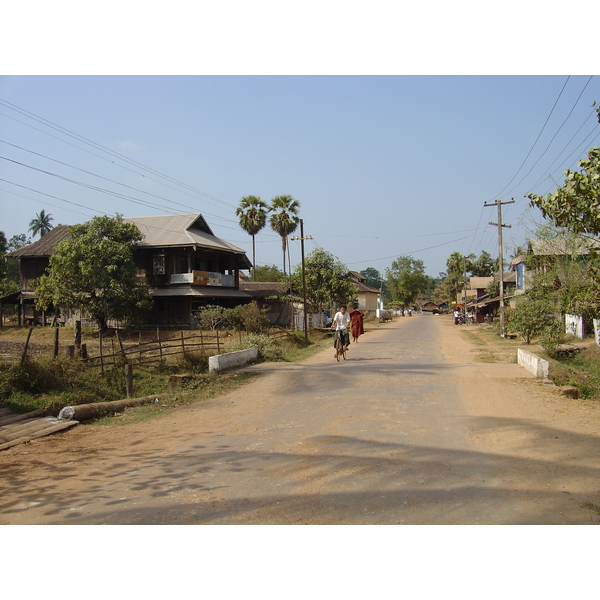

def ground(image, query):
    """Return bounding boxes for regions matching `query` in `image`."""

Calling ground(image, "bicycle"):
[333,330,348,361]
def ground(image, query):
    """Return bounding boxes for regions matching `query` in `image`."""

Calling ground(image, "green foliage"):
[505,298,563,345]
[269,194,300,275]
[7,233,31,250]
[0,357,122,413]
[35,215,152,331]
[360,267,384,290]
[291,248,355,310]
[194,304,229,330]
[227,301,268,333]
[251,264,287,282]
[386,255,430,308]
[528,146,600,235]
[471,250,496,277]
[229,334,284,362]
[236,195,269,279]
[28,209,54,238]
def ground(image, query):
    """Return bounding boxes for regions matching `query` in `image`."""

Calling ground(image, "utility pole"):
[484,198,515,337]
[291,219,313,347]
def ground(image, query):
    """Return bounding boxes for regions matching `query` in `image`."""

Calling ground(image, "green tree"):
[0,231,18,299]
[28,209,54,238]
[291,248,355,311]
[7,233,31,250]
[236,195,269,281]
[194,304,229,330]
[360,267,384,290]
[444,251,475,303]
[528,146,600,236]
[35,215,152,331]
[471,250,496,277]
[251,264,286,282]
[385,255,430,310]
[506,298,563,345]
[269,195,300,276]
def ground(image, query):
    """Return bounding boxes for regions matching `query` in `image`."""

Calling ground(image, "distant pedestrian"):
[349,308,364,343]
[454,308,461,325]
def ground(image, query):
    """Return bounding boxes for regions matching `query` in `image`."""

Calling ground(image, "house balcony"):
[169,271,236,287]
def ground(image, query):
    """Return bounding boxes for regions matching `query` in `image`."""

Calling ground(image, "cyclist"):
[331,305,351,356]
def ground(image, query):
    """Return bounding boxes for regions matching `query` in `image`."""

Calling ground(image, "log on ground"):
[58,395,161,421]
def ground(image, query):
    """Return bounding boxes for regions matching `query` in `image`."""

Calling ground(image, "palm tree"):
[236,195,269,281]
[269,195,300,276]
[28,210,54,238]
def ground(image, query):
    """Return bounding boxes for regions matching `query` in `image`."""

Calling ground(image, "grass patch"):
[460,326,520,363]
[90,371,259,427]
[581,502,600,515]
[544,345,600,400]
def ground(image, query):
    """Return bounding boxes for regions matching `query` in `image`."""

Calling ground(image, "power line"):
[0,98,238,211]
[490,76,571,201]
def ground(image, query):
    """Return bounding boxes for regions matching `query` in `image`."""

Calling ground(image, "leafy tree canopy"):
[528,116,600,236]
[269,195,300,276]
[7,233,31,251]
[291,248,355,311]
[250,264,287,282]
[35,215,152,331]
[236,195,269,280]
[385,255,430,309]
[28,209,54,238]
[360,267,384,290]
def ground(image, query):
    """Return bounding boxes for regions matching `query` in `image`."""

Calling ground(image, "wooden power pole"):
[484,198,514,337]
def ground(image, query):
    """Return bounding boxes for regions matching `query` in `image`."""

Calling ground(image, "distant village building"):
[347,271,380,311]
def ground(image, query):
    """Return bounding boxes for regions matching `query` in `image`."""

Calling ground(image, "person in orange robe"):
[349,308,364,343]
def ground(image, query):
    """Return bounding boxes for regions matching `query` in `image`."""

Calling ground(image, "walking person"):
[349,308,364,343]
[331,305,351,357]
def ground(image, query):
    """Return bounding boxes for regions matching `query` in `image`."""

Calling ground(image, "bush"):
[227,301,268,333]
[228,334,284,362]
[0,357,122,413]
[506,298,563,345]
[194,305,229,330]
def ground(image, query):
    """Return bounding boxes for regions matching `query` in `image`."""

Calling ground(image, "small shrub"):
[229,334,284,362]
[506,298,563,345]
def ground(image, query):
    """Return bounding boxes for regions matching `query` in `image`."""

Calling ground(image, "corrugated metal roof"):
[7,226,70,258]
[149,286,251,298]
[123,213,247,254]
[239,282,290,297]
[529,237,600,256]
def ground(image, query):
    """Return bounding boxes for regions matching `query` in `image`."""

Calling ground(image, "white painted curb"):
[208,348,259,372]
[517,348,550,379]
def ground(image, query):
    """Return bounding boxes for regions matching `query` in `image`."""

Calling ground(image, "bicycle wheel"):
[335,335,343,361]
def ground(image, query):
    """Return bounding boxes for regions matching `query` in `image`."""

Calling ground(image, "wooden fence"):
[10,324,293,369]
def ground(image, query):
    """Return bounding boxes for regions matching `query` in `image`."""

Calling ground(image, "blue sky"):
[2,75,599,278]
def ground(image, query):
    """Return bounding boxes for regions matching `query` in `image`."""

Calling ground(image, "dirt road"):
[1,315,599,524]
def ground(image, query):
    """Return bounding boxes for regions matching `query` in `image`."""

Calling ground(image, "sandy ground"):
[0,315,598,525]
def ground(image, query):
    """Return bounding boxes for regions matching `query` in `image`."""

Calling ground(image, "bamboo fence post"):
[181,330,186,358]
[53,326,59,358]
[138,331,142,362]
[216,328,220,353]
[125,364,133,398]
[21,327,33,365]
[115,329,127,361]
[157,328,163,363]
[74,320,82,351]
[99,329,104,375]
